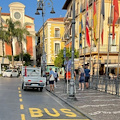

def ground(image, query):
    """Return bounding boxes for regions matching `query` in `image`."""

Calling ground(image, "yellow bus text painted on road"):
[29,108,77,118]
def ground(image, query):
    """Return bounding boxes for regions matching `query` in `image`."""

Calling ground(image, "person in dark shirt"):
[84,64,90,89]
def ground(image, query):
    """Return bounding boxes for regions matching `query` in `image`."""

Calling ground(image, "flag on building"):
[93,0,97,46]
[86,1,90,47]
[101,0,105,45]
[79,6,83,48]
[112,0,119,40]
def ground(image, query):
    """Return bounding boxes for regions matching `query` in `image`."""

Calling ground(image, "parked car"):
[2,69,19,77]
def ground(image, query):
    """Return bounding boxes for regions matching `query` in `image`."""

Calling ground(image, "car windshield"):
[6,70,12,72]
[24,69,39,76]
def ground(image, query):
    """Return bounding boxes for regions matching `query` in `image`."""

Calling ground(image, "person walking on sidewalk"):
[49,68,55,91]
[78,66,85,91]
[84,64,90,89]
[54,70,59,88]
[64,57,71,83]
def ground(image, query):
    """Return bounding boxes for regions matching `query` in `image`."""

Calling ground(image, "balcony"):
[64,20,69,25]
[61,36,67,42]
[108,17,120,25]
[79,46,97,54]
[110,45,119,52]
[64,11,72,23]
[67,16,72,21]
[64,33,70,40]
[100,44,119,53]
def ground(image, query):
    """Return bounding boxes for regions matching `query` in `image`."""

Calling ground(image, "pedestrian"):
[64,57,71,82]
[78,66,85,91]
[49,68,55,91]
[84,64,90,89]
[74,70,76,80]
[54,70,59,88]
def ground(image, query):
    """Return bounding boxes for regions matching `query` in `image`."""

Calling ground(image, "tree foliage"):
[54,48,79,68]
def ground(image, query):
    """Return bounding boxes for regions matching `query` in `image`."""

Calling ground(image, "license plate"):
[31,84,38,86]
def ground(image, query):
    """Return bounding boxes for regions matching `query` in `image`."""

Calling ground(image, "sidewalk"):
[46,79,120,120]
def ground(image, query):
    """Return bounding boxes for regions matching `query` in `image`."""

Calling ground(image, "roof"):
[62,0,72,9]
[1,13,34,20]
[47,17,64,22]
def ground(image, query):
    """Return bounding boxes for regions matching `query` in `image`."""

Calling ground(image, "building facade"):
[0,2,36,65]
[63,0,120,75]
[36,17,65,67]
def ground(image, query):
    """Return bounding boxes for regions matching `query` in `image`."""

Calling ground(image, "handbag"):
[49,74,54,81]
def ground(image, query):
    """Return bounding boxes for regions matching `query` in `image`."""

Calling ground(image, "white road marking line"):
[76,95,112,98]
[93,99,120,102]
[78,104,118,108]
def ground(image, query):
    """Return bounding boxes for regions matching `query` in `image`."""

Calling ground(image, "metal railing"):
[90,75,120,96]
[108,17,120,25]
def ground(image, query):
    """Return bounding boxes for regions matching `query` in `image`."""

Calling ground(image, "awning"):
[105,64,120,68]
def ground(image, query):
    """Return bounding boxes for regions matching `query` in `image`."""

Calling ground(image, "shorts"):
[85,76,90,82]
[49,81,54,84]
[55,78,57,82]
[79,79,85,83]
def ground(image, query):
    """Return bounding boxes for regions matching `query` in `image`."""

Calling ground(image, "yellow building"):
[63,0,120,75]
[36,17,65,67]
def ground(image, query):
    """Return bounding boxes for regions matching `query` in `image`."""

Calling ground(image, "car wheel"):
[10,74,12,78]
[22,82,26,91]
[40,87,43,92]
[22,82,24,89]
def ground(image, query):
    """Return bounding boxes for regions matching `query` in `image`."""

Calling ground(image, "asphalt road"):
[0,77,89,120]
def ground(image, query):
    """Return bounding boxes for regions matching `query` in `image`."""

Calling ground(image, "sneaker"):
[82,89,84,91]
[78,88,81,90]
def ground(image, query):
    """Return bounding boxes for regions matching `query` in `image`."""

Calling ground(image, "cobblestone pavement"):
[46,79,120,120]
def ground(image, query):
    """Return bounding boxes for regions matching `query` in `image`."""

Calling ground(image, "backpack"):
[54,72,58,78]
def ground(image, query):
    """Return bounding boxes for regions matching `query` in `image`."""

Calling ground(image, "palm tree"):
[5,18,21,66]
[15,23,30,64]
[0,25,8,58]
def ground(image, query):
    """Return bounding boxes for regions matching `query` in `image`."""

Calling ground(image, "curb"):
[46,88,94,120]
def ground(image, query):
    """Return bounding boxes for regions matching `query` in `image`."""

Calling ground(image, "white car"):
[21,66,46,92]
[2,69,19,77]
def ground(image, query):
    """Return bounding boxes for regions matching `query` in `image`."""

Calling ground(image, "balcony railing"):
[108,17,120,25]
[64,33,70,40]
[100,44,119,53]
[79,44,119,55]
[64,11,72,22]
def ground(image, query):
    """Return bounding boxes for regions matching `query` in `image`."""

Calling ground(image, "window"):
[55,43,60,55]
[77,2,79,14]
[55,28,60,38]
[109,34,116,45]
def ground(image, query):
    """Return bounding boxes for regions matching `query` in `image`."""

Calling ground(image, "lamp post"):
[35,0,55,76]
[0,7,2,29]
[69,0,76,98]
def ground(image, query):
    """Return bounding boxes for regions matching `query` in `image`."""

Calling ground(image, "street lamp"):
[69,0,76,98]
[0,7,2,29]
[35,0,55,76]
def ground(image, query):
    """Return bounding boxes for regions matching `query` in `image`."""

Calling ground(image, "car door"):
[12,70,18,76]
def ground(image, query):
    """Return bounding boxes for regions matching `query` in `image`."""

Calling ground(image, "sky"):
[0,0,67,32]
